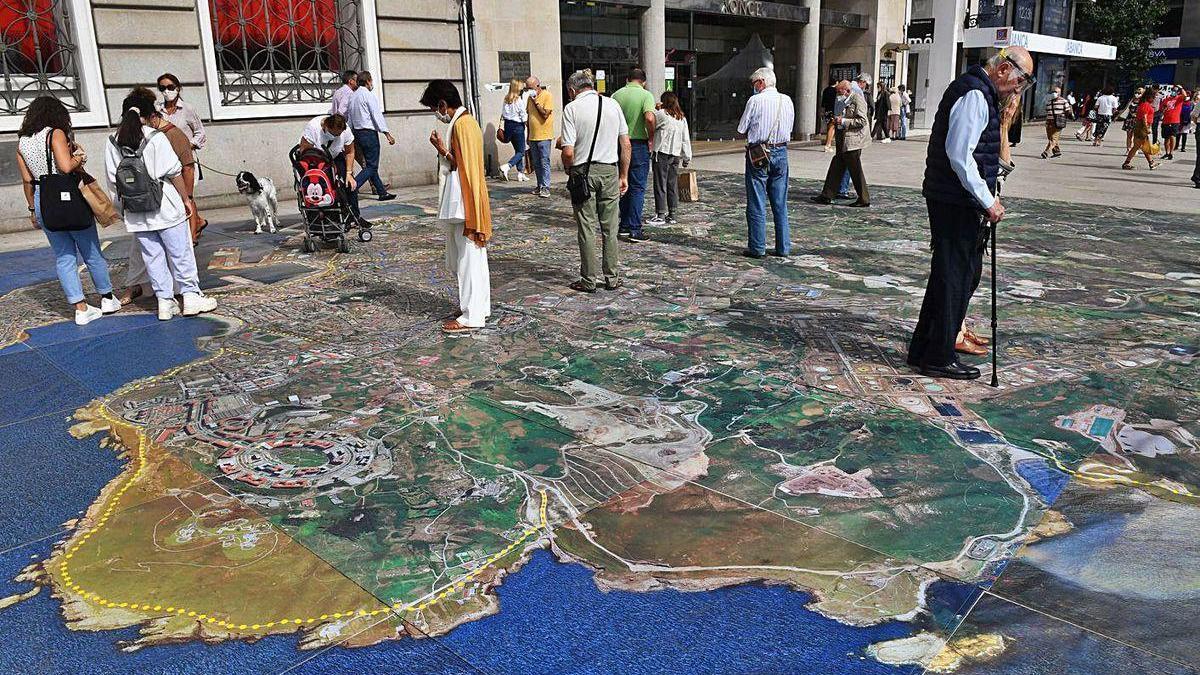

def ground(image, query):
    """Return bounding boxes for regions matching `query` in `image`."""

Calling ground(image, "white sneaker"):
[516,171,528,182]
[500,164,512,182]
[100,295,121,315]
[158,297,180,321]
[647,215,666,226]
[74,305,102,326]
[881,138,892,144]
[182,292,218,316]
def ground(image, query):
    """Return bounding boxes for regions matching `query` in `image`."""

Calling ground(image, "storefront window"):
[1039,0,1071,38]
[207,0,367,105]
[0,0,86,115]
[1013,0,1036,32]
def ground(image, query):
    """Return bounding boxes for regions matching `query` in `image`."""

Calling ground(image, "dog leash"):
[197,160,242,178]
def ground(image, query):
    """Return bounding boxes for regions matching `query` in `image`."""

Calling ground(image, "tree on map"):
[1075,0,1169,84]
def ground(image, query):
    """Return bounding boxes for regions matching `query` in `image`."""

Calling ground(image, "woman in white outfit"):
[422,80,492,333]
[105,92,217,321]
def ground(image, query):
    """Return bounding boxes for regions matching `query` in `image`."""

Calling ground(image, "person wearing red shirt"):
[1124,89,1161,170]
[1160,86,1190,160]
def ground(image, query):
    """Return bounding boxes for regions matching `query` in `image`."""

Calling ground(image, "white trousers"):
[442,220,491,327]
[125,236,180,295]
[135,222,200,299]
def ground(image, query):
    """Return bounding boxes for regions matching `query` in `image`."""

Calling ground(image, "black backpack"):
[109,131,163,213]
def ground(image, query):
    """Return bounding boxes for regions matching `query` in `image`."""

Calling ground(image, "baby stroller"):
[289,144,373,253]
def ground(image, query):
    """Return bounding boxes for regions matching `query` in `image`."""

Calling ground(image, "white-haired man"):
[836,73,873,198]
[737,67,794,258]
[907,47,1034,380]
[560,69,631,293]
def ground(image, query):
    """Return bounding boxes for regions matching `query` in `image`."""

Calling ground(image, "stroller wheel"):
[337,238,352,254]
[358,228,373,243]
[302,237,317,253]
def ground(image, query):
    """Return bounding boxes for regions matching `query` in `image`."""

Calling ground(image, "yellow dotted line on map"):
[57,404,550,631]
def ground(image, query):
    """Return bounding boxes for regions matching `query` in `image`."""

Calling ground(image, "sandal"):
[569,280,597,293]
[442,319,478,333]
[1149,161,1160,170]
[1121,163,1134,170]
[118,284,144,306]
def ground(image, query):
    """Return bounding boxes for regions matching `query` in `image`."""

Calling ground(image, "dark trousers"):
[651,151,680,217]
[352,128,386,195]
[819,150,869,204]
[1192,146,1200,185]
[333,153,360,217]
[908,199,987,367]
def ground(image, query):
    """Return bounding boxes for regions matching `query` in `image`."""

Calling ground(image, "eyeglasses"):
[1003,55,1036,89]
[157,84,178,92]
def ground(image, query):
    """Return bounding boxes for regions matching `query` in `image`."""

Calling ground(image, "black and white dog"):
[235,171,279,234]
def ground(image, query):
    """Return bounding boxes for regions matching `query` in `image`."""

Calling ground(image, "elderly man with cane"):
[907,47,1034,380]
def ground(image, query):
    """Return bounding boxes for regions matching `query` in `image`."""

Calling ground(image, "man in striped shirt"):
[1041,87,1072,159]
[737,67,794,259]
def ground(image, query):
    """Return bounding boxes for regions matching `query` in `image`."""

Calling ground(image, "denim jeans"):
[839,169,853,196]
[744,146,790,255]
[529,139,552,188]
[619,140,651,234]
[899,106,909,139]
[352,128,386,195]
[34,185,113,304]
[503,120,527,168]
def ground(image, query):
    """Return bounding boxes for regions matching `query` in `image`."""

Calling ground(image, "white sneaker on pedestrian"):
[182,292,218,316]
[882,138,892,144]
[100,295,121,315]
[516,171,528,182]
[647,215,666,226]
[74,305,102,326]
[500,164,512,181]
[157,297,180,321]
[823,146,834,153]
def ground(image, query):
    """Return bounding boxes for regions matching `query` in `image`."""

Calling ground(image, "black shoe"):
[1052,152,1062,158]
[809,195,833,205]
[771,250,790,257]
[917,360,982,380]
[848,201,870,208]
[605,279,624,291]
[628,232,649,243]
[742,250,766,259]
[357,217,373,229]
[1193,181,1200,189]
[377,193,397,201]
[569,280,597,293]
[618,227,631,235]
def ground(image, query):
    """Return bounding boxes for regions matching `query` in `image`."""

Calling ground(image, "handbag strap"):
[43,128,59,176]
[579,92,603,178]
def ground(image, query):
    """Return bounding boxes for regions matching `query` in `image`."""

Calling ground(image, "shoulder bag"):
[567,94,603,206]
[37,130,94,231]
[746,93,784,169]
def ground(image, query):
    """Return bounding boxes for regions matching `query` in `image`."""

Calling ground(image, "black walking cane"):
[989,218,998,388]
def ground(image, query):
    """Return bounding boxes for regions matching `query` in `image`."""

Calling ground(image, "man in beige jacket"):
[811,80,871,207]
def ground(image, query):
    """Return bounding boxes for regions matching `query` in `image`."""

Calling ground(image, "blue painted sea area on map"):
[0,316,951,674]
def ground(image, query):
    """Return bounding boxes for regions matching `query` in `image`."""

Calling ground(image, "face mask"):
[163,90,179,102]
[435,111,452,123]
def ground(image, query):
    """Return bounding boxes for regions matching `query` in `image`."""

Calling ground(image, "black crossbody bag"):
[37,131,94,232]
[567,93,604,206]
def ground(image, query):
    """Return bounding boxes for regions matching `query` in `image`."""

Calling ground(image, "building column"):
[640,0,666,94]
[796,0,821,138]
[922,0,963,128]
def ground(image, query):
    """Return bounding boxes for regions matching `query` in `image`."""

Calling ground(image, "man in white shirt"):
[908,47,1033,380]
[737,67,794,258]
[560,68,631,293]
[298,113,365,223]
[1091,86,1119,146]
[346,71,396,201]
[330,70,358,116]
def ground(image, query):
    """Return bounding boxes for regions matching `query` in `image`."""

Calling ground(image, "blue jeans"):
[744,146,790,255]
[529,139,552,188]
[503,120,527,168]
[352,128,387,195]
[839,169,852,196]
[899,106,909,139]
[620,140,651,234]
[34,185,112,304]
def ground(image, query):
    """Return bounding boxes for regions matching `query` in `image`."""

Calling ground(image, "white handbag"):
[437,157,465,221]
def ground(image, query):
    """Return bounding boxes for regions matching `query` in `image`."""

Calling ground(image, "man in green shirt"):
[612,68,656,241]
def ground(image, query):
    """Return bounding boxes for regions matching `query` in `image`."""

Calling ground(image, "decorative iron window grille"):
[208,0,366,106]
[0,0,86,116]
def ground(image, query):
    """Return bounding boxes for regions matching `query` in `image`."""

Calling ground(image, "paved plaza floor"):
[0,138,1197,674]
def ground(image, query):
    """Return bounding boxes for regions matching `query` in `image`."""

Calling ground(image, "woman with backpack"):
[16,96,120,325]
[105,93,217,321]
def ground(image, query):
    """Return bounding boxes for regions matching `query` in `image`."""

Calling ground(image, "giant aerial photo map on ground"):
[1,173,1197,673]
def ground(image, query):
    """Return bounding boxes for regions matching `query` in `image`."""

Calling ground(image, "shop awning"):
[962,27,1117,60]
